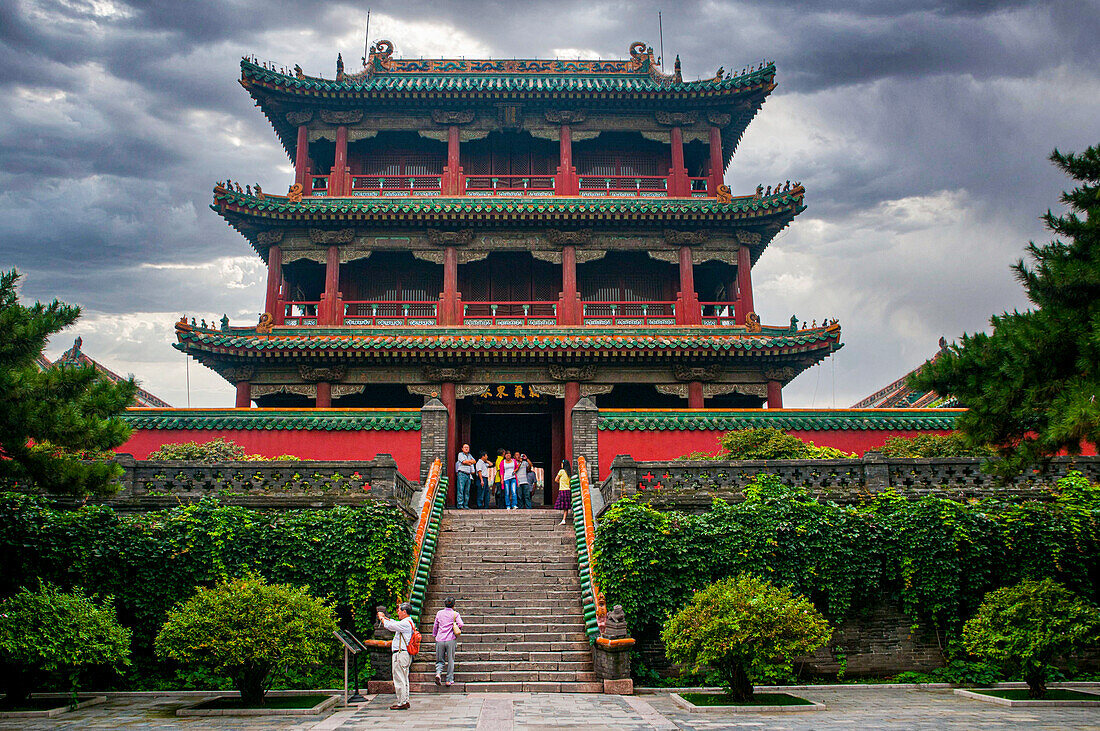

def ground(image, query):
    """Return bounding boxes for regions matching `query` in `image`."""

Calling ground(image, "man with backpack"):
[377,602,418,710]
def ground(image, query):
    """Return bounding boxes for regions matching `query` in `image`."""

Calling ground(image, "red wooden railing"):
[581,301,677,326]
[341,301,438,326]
[688,177,710,195]
[282,301,320,326]
[309,175,329,195]
[349,175,443,196]
[577,175,668,196]
[699,301,739,326]
[462,301,558,326]
[462,175,556,196]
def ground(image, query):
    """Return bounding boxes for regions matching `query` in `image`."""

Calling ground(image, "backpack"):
[404,621,422,657]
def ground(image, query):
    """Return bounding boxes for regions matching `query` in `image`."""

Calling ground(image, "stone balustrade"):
[599,454,1100,511]
[35,453,417,513]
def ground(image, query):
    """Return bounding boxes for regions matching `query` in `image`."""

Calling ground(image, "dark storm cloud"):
[1,0,1098,406]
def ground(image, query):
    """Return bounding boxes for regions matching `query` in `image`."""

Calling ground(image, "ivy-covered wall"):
[593,473,1100,677]
[0,494,413,689]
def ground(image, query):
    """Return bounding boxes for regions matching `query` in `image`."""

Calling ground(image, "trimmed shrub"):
[963,579,1100,698]
[662,574,831,700]
[875,433,995,459]
[719,428,855,460]
[145,438,298,462]
[0,583,131,702]
[155,575,336,705]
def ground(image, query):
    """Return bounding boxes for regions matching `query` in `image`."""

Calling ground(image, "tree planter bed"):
[670,692,824,712]
[954,688,1100,707]
[0,694,107,718]
[177,693,339,716]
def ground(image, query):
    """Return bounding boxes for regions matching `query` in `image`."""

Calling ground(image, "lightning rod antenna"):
[365,9,374,65]
[658,11,665,71]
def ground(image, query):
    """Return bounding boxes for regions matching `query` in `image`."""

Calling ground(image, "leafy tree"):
[0,270,136,495]
[911,147,1100,473]
[963,578,1100,698]
[662,574,831,701]
[154,575,337,705]
[0,583,131,703]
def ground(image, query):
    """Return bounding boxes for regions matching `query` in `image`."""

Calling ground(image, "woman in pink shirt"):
[432,596,464,686]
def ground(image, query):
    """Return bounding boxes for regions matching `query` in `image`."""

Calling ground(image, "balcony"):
[275,299,743,328]
[302,172,713,199]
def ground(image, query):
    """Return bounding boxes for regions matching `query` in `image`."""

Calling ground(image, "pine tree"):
[911,146,1100,473]
[0,270,136,495]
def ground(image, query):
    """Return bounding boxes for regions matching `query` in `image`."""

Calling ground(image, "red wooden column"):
[332,125,349,196]
[321,245,340,325]
[669,126,689,197]
[441,382,458,504]
[264,245,282,318]
[560,245,578,325]
[444,125,461,195]
[556,124,578,195]
[767,380,783,409]
[688,381,704,409]
[294,125,310,188]
[708,125,723,195]
[235,380,251,408]
[735,245,755,325]
[315,382,332,408]
[442,246,458,324]
[677,245,700,325]
[563,381,580,462]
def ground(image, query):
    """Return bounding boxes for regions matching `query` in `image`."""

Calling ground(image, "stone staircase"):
[409,509,601,693]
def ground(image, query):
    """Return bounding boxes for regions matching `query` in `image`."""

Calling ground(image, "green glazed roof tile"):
[123,408,421,431]
[598,409,961,432]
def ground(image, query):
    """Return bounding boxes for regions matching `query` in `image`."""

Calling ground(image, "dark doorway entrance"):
[465,411,553,508]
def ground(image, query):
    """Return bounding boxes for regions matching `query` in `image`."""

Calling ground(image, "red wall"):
[118,429,421,481]
[597,428,955,479]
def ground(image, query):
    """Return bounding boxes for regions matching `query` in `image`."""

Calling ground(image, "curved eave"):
[173,325,842,383]
[213,188,806,263]
[240,59,777,168]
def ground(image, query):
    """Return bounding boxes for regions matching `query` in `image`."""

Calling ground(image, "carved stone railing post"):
[863,452,889,494]
[369,453,398,501]
[608,454,638,501]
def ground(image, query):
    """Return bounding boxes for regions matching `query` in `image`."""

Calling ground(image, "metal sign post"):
[333,629,369,704]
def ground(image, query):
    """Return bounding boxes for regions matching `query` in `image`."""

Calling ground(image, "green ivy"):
[594,472,1100,648]
[0,494,412,689]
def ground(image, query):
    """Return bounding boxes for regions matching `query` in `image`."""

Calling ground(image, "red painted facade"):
[596,428,956,479]
[117,428,421,480]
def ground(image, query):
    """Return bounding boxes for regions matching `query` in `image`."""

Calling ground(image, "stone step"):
[422,589,581,599]
[411,660,593,673]
[418,630,588,643]
[408,649,593,663]
[409,670,598,683]
[409,681,603,694]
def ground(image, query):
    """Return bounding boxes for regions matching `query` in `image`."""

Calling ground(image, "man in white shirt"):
[377,602,415,710]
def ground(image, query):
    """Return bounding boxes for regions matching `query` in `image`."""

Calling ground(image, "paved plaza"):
[2,686,1098,730]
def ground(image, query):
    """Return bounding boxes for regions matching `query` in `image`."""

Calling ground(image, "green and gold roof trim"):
[123,408,421,431]
[212,186,806,230]
[173,323,841,358]
[242,41,776,98]
[599,408,962,432]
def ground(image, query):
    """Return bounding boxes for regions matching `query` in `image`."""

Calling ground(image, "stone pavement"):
[2,686,1098,729]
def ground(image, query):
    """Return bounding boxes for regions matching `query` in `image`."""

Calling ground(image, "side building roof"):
[852,340,957,409]
[49,337,172,408]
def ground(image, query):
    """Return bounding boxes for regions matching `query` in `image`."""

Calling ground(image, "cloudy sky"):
[2,0,1098,408]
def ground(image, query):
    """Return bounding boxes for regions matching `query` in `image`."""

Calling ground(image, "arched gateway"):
[174,40,841,505]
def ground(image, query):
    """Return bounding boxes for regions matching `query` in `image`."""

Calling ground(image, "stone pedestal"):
[364,638,393,693]
[594,637,635,694]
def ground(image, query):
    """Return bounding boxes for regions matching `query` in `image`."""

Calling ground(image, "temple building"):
[42,338,171,407]
[176,40,841,476]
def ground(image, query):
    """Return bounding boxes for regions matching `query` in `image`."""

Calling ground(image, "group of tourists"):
[455,444,575,523]
[453,444,538,510]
